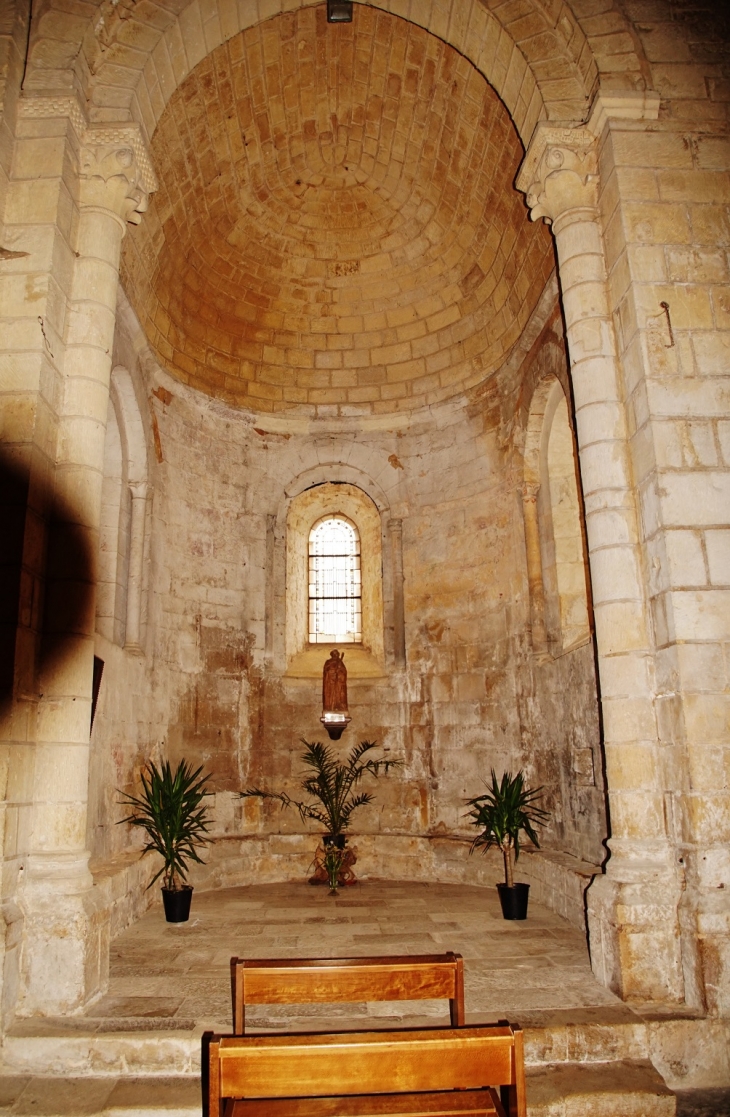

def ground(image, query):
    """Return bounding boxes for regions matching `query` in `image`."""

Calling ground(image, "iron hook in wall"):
[660,301,674,348]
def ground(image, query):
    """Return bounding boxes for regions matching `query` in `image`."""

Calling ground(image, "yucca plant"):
[465,769,548,887]
[118,759,213,891]
[241,739,399,837]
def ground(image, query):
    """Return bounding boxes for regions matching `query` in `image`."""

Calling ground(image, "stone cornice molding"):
[18,93,87,136]
[586,89,661,139]
[17,93,157,206]
[516,90,661,226]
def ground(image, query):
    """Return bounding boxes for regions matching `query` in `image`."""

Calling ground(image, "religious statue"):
[322,649,348,714]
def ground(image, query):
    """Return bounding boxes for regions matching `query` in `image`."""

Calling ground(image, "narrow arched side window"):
[308,516,362,644]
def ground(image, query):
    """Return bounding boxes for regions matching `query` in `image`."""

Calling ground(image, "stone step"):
[3,1011,725,1107]
[0,1063,676,1117]
[0,1024,200,1077]
[0,1075,200,1116]
[2,1014,718,1081]
[527,1061,676,1116]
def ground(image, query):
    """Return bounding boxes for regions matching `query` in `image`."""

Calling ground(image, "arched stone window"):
[308,516,362,644]
[285,483,384,677]
[523,376,591,657]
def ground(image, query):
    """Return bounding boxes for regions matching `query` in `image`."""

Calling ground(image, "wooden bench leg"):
[202,1030,213,1117]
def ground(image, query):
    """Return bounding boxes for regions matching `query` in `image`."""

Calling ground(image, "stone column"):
[389,519,406,668]
[14,117,155,1015]
[265,513,277,663]
[517,104,685,1005]
[520,483,548,657]
[124,481,148,651]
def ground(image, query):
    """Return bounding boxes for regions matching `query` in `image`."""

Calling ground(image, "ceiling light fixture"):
[327,0,352,22]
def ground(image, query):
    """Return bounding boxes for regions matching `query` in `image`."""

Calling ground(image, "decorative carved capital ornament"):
[516,90,661,227]
[18,94,157,228]
[78,142,150,226]
[516,123,598,226]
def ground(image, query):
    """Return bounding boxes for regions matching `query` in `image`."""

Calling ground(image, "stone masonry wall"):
[90,300,605,895]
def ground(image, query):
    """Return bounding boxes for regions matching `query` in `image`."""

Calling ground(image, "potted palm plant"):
[241,739,399,890]
[118,758,213,923]
[465,769,548,920]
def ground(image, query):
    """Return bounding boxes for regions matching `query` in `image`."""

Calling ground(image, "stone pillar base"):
[695,893,730,1017]
[587,871,686,1006]
[13,853,108,1017]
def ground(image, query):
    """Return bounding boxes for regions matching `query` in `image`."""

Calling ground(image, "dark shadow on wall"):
[0,450,28,711]
[0,446,95,721]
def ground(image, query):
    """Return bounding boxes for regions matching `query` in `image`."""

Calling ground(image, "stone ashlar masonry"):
[121,8,556,415]
[93,292,603,884]
[0,0,728,1058]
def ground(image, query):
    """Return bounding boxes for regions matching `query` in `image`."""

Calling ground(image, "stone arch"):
[23,0,647,152]
[109,366,148,486]
[96,366,151,652]
[96,392,128,646]
[265,450,399,675]
[523,373,590,658]
[121,0,551,146]
[285,483,385,672]
[278,458,394,521]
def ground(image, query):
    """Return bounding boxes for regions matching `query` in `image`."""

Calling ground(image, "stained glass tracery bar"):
[308,516,362,644]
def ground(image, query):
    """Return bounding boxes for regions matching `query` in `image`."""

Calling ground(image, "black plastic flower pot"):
[496,882,529,920]
[162,885,193,923]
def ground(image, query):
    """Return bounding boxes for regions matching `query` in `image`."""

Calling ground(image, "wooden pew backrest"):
[230,953,465,1034]
[206,1024,526,1117]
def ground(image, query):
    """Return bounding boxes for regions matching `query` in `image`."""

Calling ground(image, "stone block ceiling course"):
[121,4,555,414]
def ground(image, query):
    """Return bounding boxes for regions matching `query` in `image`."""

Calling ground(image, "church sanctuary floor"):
[93,879,624,1030]
[2,881,729,1116]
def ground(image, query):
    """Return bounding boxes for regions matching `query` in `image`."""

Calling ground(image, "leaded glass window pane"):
[308,516,362,644]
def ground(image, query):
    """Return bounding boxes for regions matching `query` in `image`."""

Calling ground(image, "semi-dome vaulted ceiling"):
[121,4,555,415]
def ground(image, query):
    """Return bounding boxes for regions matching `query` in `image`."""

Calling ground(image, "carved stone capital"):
[79,142,151,227]
[18,96,156,227]
[517,91,661,227]
[516,122,598,226]
[521,482,540,503]
[129,480,148,501]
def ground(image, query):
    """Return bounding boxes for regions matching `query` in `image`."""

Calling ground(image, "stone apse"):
[0,0,728,1052]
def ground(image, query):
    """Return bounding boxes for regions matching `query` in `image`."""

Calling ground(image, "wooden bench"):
[229,953,465,1035]
[205,1023,527,1117]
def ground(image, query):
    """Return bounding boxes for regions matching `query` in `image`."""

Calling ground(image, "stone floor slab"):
[101,881,621,1032]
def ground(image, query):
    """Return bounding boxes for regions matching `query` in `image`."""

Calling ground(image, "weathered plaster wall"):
[88,295,604,902]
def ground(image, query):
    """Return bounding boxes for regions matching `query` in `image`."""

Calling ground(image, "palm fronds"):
[465,769,547,887]
[118,759,212,890]
[241,738,399,836]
